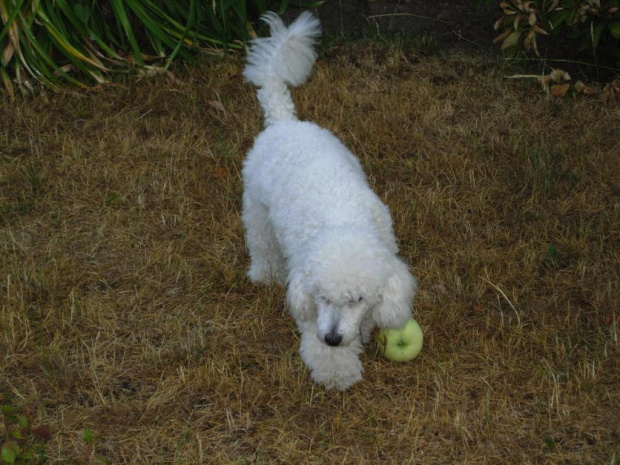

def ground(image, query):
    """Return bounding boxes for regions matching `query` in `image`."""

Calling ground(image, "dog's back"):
[243,119,381,248]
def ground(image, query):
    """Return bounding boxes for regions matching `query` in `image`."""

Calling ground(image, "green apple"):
[376,318,423,362]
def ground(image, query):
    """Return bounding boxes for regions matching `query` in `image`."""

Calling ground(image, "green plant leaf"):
[0,405,17,415]
[549,9,571,30]
[547,243,559,265]
[592,21,606,48]
[163,0,198,69]
[109,0,144,66]
[278,0,290,14]
[73,4,91,24]
[18,414,28,428]
[105,193,121,207]
[10,430,25,440]
[609,20,620,39]
[501,31,521,49]
[544,436,556,451]
[1,441,20,464]
[0,0,25,46]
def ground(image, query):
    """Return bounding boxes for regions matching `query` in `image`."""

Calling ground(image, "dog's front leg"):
[360,314,376,344]
[298,323,363,391]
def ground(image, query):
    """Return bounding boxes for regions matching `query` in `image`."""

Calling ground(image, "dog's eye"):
[348,297,363,305]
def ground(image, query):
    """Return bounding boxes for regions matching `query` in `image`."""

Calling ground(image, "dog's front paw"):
[310,363,363,391]
[300,331,364,391]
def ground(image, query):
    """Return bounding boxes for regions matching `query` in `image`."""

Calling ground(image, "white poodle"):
[242,12,417,390]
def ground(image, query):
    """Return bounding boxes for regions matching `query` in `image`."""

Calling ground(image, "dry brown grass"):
[1,38,619,464]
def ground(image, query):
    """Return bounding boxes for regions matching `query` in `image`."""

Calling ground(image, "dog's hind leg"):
[242,194,286,285]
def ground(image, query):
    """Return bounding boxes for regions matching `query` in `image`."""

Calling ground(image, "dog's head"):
[286,229,417,346]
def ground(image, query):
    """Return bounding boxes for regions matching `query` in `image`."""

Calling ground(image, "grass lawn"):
[1,37,619,463]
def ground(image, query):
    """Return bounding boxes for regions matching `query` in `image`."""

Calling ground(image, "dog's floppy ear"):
[286,270,315,322]
[373,258,417,329]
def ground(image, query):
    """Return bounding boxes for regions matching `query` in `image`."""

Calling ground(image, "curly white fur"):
[242,12,417,391]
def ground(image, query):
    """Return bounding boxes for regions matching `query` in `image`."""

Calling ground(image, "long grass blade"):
[109,0,144,66]
[163,0,197,71]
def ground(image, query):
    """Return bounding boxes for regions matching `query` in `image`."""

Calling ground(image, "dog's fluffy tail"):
[243,12,321,126]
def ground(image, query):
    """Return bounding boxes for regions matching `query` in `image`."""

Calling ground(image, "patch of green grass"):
[524,144,567,197]
[105,192,123,208]
[544,242,569,270]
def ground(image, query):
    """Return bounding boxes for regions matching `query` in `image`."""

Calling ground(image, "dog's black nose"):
[325,332,342,346]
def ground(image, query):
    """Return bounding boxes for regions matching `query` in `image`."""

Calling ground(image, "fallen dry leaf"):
[211,166,228,179]
[549,68,570,83]
[602,80,620,104]
[574,80,585,93]
[493,29,512,45]
[538,74,553,85]
[550,83,570,97]
[575,80,599,95]
[208,100,226,113]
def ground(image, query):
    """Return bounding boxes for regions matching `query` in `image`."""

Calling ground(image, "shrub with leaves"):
[493,0,620,56]
[0,0,319,98]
